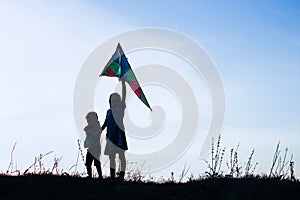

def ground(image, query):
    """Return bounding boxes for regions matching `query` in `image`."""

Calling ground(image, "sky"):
[0,0,299,179]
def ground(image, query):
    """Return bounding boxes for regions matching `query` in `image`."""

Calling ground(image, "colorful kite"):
[100,43,152,111]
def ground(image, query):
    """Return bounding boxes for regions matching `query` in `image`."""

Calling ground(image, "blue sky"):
[0,0,299,178]
[93,0,300,129]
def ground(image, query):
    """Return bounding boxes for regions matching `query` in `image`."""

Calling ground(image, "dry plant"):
[204,135,226,178]
[126,161,147,182]
[23,151,53,175]
[290,160,296,181]
[225,144,258,178]
[51,156,63,175]
[5,142,20,175]
[226,143,242,177]
[2,139,297,183]
[170,172,175,182]
[269,142,294,180]
[69,139,86,176]
[244,149,258,177]
[178,163,191,183]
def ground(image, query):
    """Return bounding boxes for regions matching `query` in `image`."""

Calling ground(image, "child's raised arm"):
[121,79,126,105]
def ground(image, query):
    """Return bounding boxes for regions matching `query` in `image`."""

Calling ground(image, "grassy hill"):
[0,175,299,200]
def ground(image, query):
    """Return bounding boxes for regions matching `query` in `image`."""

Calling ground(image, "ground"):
[0,175,299,200]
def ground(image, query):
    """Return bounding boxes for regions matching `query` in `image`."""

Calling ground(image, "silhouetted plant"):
[170,171,175,182]
[69,139,86,176]
[188,173,195,182]
[23,151,53,175]
[126,161,146,182]
[204,135,226,178]
[178,163,191,183]
[6,142,20,175]
[2,139,298,184]
[77,139,85,163]
[244,149,258,177]
[269,142,294,180]
[290,160,296,181]
[51,156,63,175]
[226,143,242,177]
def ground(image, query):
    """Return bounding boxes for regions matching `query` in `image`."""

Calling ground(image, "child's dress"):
[104,104,128,155]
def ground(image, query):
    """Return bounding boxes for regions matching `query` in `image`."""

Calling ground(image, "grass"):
[1,137,299,199]
[0,174,299,200]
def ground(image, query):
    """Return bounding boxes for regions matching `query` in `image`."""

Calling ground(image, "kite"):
[100,43,152,111]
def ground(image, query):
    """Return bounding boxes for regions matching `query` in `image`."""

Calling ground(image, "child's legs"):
[118,150,126,172]
[109,154,116,177]
[109,154,116,169]
[93,157,102,178]
[85,151,93,167]
[93,157,101,167]
[85,151,93,176]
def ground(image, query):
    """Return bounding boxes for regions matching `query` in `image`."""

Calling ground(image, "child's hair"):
[109,93,121,107]
[86,111,98,124]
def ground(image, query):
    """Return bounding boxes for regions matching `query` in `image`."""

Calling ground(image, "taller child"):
[102,79,128,180]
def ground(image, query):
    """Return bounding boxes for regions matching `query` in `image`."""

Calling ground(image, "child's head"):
[109,93,121,108]
[86,111,98,125]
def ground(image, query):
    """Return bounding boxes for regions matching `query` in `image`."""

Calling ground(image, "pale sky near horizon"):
[0,0,299,178]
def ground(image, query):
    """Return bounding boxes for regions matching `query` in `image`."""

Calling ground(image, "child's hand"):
[119,76,126,82]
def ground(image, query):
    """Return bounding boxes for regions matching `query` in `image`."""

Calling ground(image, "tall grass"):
[2,139,298,183]
[269,141,294,180]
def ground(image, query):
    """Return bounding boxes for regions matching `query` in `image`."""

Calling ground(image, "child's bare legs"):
[85,151,93,177]
[119,150,126,180]
[109,154,116,178]
[94,159,102,179]
[86,151,102,179]
[109,151,126,180]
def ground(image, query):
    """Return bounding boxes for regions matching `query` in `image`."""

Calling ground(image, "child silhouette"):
[84,111,102,179]
[102,79,128,180]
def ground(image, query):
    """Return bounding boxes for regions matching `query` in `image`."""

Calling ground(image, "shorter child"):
[84,111,102,179]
